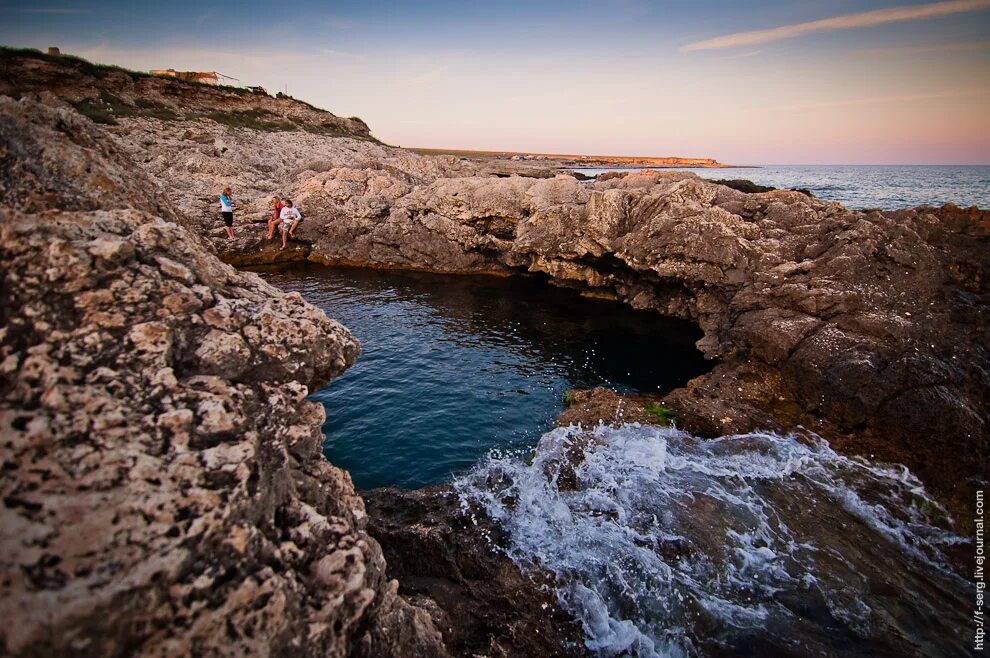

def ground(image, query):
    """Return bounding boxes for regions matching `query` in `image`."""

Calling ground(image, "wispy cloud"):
[854,39,990,55]
[722,49,763,60]
[317,47,365,61]
[768,88,990,112]
[681,0,990,52]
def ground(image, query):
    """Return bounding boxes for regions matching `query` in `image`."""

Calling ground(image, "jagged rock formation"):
[103,116,474,236]
[0,96,447,656]
[12,46,981,518]
[363,486,589,658]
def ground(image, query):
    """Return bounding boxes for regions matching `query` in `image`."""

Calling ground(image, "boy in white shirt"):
[279,199,302,250]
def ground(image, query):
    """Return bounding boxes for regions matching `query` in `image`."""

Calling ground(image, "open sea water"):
[571,164,990,210]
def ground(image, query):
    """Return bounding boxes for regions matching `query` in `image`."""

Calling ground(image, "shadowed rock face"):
[363,486,590,658]
[0,98,447,656]
[0,95,180,223]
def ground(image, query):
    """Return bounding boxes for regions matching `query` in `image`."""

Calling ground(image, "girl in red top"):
[266,196,284,240]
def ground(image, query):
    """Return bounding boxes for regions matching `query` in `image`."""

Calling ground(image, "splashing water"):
[456,424,973,657]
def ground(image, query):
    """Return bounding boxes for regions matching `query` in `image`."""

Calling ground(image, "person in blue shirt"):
[219,186,235,240]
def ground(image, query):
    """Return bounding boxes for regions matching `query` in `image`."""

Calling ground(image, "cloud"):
[722,49,763,60]
[854,39,990,55]
[768,88,990,112]
[681,0,990,52]
[317,48,365,61]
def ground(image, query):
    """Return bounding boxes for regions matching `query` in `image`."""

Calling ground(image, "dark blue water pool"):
[258,264,710,489]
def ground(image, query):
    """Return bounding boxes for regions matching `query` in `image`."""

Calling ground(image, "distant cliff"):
[411,147,730,168]
[0,47,376,140]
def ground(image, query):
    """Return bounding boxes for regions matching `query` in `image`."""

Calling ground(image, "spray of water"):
[455,424,972,657]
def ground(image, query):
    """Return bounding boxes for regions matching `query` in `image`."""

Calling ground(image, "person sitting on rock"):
[266,195,283,241]
[278,199,302,250]
[288,205,303,239]
[219,186,235,240]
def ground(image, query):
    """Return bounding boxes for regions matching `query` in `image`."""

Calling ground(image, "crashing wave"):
[455,424,972,657]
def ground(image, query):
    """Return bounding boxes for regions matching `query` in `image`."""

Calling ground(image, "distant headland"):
[408,147,740,169]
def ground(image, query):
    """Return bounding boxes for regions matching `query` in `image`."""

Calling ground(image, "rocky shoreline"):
[2,49,988,656]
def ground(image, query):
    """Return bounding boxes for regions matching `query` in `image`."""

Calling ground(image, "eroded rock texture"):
[364,486,588,658]
[0,98,446,656]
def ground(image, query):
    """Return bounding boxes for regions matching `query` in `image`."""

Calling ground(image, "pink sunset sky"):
[2,0,988,164]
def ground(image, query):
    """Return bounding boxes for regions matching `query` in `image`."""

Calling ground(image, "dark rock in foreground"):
[365,486,588,657]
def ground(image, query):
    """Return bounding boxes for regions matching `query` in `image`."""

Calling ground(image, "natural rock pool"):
[257,263,710,489]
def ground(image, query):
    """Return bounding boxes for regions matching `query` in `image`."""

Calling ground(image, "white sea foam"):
[455,424,971,657]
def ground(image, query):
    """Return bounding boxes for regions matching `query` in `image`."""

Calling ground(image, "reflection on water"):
[258,263,710,489]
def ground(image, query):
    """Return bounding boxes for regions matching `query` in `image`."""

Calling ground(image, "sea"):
[571,164,990,210]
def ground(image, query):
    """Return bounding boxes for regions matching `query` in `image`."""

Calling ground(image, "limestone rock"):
[0,96,447,657]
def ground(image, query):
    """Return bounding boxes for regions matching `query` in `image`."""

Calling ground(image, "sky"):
[1,0,988,164]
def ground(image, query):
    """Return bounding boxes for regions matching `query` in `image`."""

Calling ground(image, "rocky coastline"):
[214,165,988,525]
[2,48,988,656]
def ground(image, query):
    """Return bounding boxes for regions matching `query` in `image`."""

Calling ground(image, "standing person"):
[266,195,283,240]
[278,199,301,250]
[219,186,236,240]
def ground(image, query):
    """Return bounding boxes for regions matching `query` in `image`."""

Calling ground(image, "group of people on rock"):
[218,187,303,250]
